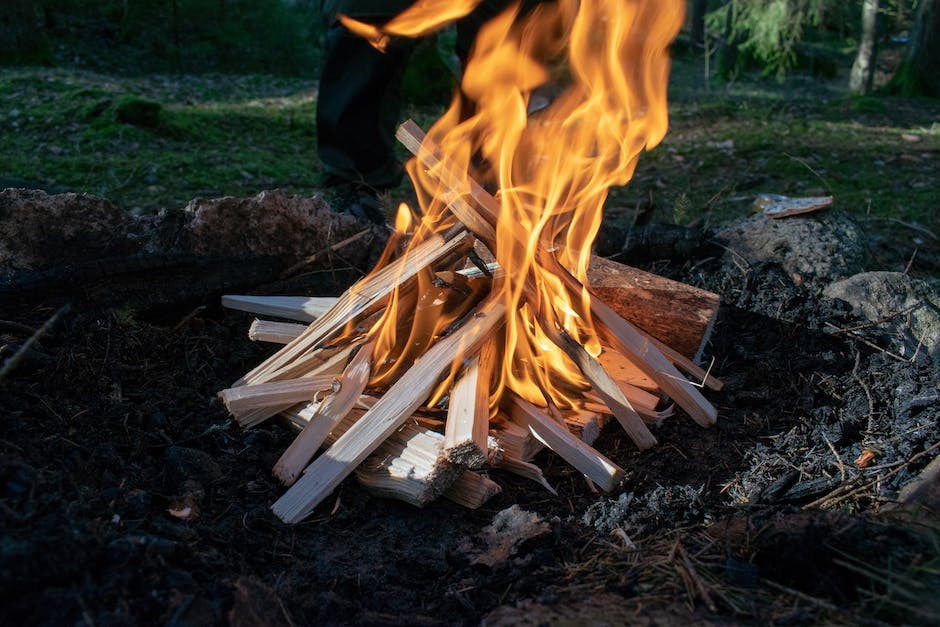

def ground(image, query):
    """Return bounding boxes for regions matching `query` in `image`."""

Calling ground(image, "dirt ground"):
[1,190,938,625]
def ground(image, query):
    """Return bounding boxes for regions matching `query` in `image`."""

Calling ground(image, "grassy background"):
[2,57,936,227]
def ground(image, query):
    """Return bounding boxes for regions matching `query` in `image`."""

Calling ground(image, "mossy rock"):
[114,96,162,128]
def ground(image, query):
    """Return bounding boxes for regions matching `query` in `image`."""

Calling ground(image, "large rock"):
[824,271,940,365]
[181,189,385,268]
[0,188,386,278]
[0,188,136,273]
[713,211,866,283]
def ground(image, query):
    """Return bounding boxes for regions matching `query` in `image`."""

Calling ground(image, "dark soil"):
[1,197,938,625]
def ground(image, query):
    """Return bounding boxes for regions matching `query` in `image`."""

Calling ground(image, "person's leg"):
[317,21,414,192]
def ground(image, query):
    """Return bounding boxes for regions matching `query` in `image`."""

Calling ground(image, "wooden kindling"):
[272,298,506,523]
[216,119,722,522]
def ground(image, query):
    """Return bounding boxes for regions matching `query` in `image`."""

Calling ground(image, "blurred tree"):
[0,0,54,65]
[690,0,709,47]
[707,0,827,78]
[891,0,940,95]
[849,0,879,93]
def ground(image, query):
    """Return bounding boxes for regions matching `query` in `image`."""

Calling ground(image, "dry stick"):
[273,340,376,486]
[542,251,717,428]
[507,393,624,492]
[218,374,338,418]
[444,337,497,467]
[675,542,717,613]
[0,304,69,383]
[272,299,506,523]
[285,398,499,509]
[222,295,338,322]
[443,471,502,508]
[248,320,308,344]
[280,227,374,278]
[355,421,462,506]
[495,454,558,495]
[233,343,358,428]
[398,119,717,427]
[549,325,657,450]
[804,439,940,510]
[234,229,471,387]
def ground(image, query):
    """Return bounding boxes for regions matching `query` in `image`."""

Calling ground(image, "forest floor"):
[1,57,939,625]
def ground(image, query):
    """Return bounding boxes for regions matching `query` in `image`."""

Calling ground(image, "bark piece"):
[588,255,719,363]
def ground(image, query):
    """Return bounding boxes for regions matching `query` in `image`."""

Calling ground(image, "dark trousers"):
[316,0,528,190]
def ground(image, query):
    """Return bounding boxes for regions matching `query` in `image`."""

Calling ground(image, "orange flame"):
[363,0,683,411]
[340,0,484,52]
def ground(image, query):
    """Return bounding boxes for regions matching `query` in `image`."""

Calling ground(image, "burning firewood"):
[219,0,722,522]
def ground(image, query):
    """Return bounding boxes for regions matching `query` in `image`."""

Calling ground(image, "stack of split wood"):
[219,121,722,524]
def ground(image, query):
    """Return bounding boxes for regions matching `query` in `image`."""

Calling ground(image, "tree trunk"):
[894,0,940,96]
[690,0,708,47]
[850,0,879,94]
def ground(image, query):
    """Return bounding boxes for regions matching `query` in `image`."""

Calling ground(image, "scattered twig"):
[0,304,69,383]
[884,218,937,241]
[805,440,940,510]
[826,303,924,335]
[0,319,38,336]
[783,152,831,192]
[279,227,374,278]
[675,542,717,612]
[903,247,918,274]
[850,350,876,444]
[822,433,848,482]
[824,322,911,363]
[172,305,207,332]
[762,578,838,612]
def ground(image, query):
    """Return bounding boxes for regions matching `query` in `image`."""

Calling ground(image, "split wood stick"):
[495,454,557,494]
[643,333,723,392]
[594,351,662,410]
[541,250,717,427]
[248,320,308,344]
[222,295,338,322]
[443,471,502,509]
[273,341,376,485]
[399,120,717,426]
[355,421,462,507]
[235,229,471,387]
[564,409,601,445]
[397,121,498,246]
[233,343,358,428]
[444,337,497,468]
[219,374,337,418]
[596,346,657,392]
[490,414,543,462]
[287,400,496,509]
[586,292,717,427]
[548,325,657,450]
[583,395,674,425]
[272,299,506,523]
[507,394,624,492]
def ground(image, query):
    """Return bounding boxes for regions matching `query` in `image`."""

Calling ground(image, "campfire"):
[220,0,722,523]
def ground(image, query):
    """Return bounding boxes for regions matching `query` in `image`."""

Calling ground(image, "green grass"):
[0,68,322,211]
[2,59,938,241]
